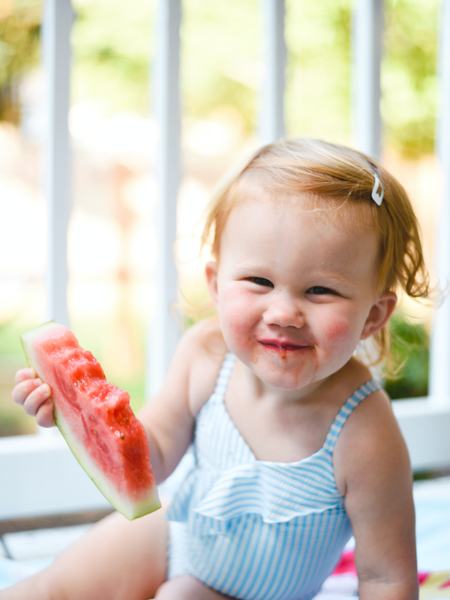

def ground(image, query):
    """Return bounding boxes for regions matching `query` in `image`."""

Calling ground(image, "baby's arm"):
[137,325,201,483]
[335,390,418,600]
[138,319,221,483]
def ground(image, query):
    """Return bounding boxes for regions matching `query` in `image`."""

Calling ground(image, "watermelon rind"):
[55,407,160,520]
[21,321,60,375]
[21,321,161,520]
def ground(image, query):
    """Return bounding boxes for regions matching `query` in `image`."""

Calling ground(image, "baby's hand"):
[12,368,55,427]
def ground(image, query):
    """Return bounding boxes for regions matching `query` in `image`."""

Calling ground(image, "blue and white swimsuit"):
[167,353,380,600]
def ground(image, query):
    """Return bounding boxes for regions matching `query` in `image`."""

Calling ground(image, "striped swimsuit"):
[167,353,380,600]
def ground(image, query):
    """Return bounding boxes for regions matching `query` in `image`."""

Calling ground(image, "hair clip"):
[371,172,384,206]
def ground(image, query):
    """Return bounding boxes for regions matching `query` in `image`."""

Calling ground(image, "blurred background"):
[0,0,438,436]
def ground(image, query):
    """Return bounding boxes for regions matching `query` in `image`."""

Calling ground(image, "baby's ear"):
[361,292,397,339]
[205,261,219,303]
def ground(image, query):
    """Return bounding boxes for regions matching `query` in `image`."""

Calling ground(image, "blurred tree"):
[70,0,440,156]
[286,0,353,143]
[0,1,41,123]
[0,0,442,154]
[383,0,439,157]
[72,0,154,113]
[286,0,439,155]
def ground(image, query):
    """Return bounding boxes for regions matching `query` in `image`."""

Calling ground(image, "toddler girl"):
[7,137,429,600]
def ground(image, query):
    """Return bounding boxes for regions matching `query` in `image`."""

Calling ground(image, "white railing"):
[352,0,383,157]
[260,0,286,143]
[43,0,72,327]
[430,0,450,404]
[0,0,449,522]
[146,0,182,396]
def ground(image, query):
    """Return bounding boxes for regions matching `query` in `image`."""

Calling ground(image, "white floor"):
[1,524,91,562]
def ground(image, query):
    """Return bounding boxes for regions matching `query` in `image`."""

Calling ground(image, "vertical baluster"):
[147,0,182,396]
[260,0,286,144]
[352,0,383,158]
[43,0,73,326]
[430,0,450,406]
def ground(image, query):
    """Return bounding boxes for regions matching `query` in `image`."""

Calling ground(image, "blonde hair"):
[202,137,430,371]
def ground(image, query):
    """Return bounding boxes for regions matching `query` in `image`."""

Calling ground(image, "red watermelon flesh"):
[21,322,160,520]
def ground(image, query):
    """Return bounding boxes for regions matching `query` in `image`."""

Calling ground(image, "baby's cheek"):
[324,318,351,343]
[219,293,251,334]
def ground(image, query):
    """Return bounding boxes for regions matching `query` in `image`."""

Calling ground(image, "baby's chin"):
[249,356,320,394]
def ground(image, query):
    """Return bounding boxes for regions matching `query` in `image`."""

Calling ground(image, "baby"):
[8,137,428,599]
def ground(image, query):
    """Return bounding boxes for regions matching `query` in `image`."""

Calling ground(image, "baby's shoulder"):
[180,318,228,415]
[333,360,409,494]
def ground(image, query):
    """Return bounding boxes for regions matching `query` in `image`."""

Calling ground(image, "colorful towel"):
[318,550,450,599]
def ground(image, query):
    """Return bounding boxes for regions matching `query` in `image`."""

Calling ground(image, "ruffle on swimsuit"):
[169,453,348,536]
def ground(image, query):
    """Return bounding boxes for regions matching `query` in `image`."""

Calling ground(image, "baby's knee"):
[155,575,211,599]
[154,577,183,599]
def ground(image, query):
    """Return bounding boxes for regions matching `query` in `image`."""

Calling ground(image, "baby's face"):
[206,193,395,393]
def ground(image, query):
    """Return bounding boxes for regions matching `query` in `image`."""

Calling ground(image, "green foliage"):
[0,1,41,122]
[383,0,440,157]
[72,0,154,113]
[285,0,353,141]
[0,404,36,436]
[384,313,429,399]
[181,0,260,132]
[0,0,443,157]
[0,319,37,437]
[0,319,19,355]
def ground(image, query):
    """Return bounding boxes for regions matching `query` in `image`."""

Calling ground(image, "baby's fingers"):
[22,384,55,427]
[34,400,55,428]
[15,367,37,383]
[12,377,45,405]
[12,371,55,427]
[22,384,52,418]
[13,378,51,414]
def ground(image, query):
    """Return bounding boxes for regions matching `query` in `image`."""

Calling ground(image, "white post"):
[430,0,450,406]
[260,0,286,144]
[147,0,182,397]
[42,0,73,326]
[352,0,383,158]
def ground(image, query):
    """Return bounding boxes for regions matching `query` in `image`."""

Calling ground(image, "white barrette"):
[371,172,384,206]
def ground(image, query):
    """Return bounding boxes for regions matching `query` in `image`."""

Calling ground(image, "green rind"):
[21,322,161,520]
[55,408,160,520]
[21,321,59,376]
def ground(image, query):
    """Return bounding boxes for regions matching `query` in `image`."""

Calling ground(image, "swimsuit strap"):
[323,379,381,453]
[209,353,236,405]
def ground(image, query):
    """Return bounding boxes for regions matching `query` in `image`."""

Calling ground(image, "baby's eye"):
[307,286,336,296]
[246,276,274,288]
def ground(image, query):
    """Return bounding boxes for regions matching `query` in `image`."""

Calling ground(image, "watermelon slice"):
[21,321,160,520]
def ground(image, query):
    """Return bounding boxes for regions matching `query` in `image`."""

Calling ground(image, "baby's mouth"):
[259,339,310,352]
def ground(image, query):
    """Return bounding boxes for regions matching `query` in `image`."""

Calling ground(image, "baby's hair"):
[202,137,430,372]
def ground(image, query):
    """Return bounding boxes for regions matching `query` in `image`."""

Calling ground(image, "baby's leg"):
[0,508,168,600]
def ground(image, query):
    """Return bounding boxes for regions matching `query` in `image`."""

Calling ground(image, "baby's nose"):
[263,297,304,328]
